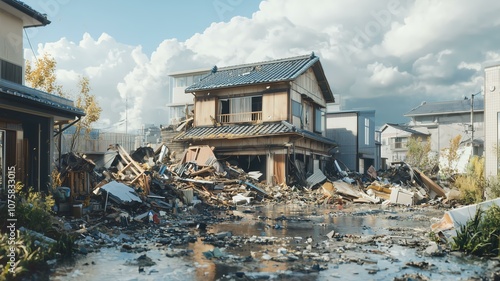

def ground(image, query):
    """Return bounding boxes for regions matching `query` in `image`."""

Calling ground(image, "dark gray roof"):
[382,123,429,135]
[0,79,85,116]
[2,0,51,27]
[405,99,484,117]
[185,53,334,103]
[174,121,336,146]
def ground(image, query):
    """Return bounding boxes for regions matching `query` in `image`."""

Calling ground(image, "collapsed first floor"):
[172,122,337,186]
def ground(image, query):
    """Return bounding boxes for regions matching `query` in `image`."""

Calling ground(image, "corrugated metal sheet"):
[185,54,318,92]
[0,78,84,116]
[174,123,291,140]
[306,169,327,188]
[174,122,337,146]
[405,99,484,117]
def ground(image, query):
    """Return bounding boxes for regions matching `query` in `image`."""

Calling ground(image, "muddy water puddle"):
[51,204,495,281]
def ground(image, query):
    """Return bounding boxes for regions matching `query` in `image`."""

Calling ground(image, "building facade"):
[484,62,500,179]
[405,99,484,157]
[174,54,336,185]
[325,110,378,173]
[0,0,84,192]
[380,123,430,168]
[167,68,210,126]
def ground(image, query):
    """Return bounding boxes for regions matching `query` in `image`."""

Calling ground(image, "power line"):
[24,29,37,61]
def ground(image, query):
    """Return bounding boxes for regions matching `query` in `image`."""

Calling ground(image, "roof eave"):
[311,60,334,103]
[185,80,292,93]
[2,0,51,27]
[405,110,484,117]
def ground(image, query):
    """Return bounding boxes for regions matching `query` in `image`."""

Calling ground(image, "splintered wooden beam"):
[414,168,446,198]
[115,145,145,180]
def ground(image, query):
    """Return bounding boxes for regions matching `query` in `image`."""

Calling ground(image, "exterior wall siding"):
[0,10,24,69]
[291,68,325,107]
[262,91,288,122]
[484,64,500,178]
[357,111,375,157]
[194,97,216,126]
[408,110,484,158]
[326,112,358,171]
[380,126,413,165]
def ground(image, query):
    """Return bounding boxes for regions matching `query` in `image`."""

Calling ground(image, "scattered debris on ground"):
[36,144,498,279]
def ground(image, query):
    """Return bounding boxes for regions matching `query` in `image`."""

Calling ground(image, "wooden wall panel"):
[194,97,216,126]
[273,154,286,185]
[262,91,288,122]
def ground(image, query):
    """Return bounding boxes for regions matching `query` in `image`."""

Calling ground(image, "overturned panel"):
[99,181,142,204]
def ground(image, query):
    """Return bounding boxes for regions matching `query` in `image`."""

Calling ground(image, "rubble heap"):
[53,144,452,223]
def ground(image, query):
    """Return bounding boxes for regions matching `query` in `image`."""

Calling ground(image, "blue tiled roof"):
[0,78,85,116]
[174,121,336,146]
[405,99,484,117]
[185,53,334,102]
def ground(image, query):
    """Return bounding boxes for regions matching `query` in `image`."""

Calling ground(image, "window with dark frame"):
[314,107,323,133]
[292,100,302,118]
[0,60,22,84]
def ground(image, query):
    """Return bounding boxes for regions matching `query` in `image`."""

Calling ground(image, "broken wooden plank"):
[414,168,446,198]
[190,166,215,176]
[116,144,145,176]
[176,177,215,185]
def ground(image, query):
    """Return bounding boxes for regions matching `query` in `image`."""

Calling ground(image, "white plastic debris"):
[232,193,253,204]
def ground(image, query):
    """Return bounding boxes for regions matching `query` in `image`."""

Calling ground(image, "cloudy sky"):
[22,0,499,133]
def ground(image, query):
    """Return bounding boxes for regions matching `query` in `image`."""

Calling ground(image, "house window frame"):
[314,106,323,133]
[364,118,370,145]
[0,59,22,84]
[392,137,408,149]
[292,100,302,118]
[218,95,263,123]
[175,77,187,87]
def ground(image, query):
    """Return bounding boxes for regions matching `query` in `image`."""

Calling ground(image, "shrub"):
[406,136,438,174]
[0,230,49,280]
[453,156,485,204]
[0,182,76,279]
[451,204,500,256]
[485,175,500,199]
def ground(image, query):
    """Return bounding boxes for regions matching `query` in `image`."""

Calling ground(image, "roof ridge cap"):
[217,54,314,71]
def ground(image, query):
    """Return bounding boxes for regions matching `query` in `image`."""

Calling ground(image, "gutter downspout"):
[356,112,360,173]
[53,117,82,137]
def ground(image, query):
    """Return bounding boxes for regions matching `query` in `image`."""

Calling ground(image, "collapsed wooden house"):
[173,54,337,186]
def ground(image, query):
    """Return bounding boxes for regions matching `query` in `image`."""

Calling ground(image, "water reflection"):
[52,204,492,281]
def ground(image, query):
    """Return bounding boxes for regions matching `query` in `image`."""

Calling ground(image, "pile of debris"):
[54,144,453,224]
[325,162,448,206]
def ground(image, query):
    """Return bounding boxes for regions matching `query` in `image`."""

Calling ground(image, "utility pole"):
[470,90,482,155]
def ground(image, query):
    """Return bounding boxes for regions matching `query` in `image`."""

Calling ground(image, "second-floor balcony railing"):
[218,111,262,124]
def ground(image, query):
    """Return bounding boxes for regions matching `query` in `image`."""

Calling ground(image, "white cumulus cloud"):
[26,0,500,130]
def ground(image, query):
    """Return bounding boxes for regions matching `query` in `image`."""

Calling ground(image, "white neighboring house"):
[167,68,210,126]
[380,123,430,168]
[325,109,379,173]
[484,62,500,179]
[404,98,484,157]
